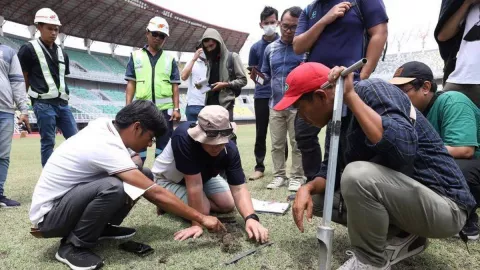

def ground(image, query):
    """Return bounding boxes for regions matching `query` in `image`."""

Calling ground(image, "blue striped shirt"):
[261,39,304,109]
[317,79,476,213]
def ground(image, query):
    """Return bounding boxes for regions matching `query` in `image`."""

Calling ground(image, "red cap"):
[274,62,330,111]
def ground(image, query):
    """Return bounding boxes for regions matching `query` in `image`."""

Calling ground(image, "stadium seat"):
[65,49,106,73]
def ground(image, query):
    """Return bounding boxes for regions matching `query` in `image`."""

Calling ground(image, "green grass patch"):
[0,124,477,269]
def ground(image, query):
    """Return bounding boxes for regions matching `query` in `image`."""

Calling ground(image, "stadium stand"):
[2,39,445,132]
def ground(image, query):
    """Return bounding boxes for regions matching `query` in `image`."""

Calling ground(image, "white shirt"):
[185,59,208,106]
[29,118,136,227]
[447,4,480,84]
[151,140,184,183]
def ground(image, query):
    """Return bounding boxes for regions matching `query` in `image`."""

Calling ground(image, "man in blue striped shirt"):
[276,62,476,269]
[261,6,305,191]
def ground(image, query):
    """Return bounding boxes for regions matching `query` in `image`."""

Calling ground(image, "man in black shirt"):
[18,8,77,167]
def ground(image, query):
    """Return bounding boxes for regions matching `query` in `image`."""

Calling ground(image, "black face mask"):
[205,45,221,60]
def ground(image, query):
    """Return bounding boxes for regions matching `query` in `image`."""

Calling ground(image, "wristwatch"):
[173,108,180,113]
[244,213,260,224]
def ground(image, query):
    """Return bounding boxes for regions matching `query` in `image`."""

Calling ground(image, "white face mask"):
[263,24,277,36]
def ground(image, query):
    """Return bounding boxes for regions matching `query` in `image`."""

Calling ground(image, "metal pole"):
[317,58,367,270]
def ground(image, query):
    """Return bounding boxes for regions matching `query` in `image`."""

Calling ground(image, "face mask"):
[263,24,277,36]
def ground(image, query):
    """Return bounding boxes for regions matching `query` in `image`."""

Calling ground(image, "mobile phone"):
[119,241,154,257]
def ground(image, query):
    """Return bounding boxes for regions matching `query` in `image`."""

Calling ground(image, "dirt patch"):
[210,218,245,254]
[158,255,168,264]
[0,250,7,259]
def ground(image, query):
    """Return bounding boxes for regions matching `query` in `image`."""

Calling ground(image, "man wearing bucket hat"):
[274,62,475,269]
[125,16,181,163]
[152,105,269,242]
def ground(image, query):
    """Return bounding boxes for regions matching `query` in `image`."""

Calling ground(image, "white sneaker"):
[386,233,428,265]
[337,251,390,270]
[266,177,287,189]
[287,179,302,192]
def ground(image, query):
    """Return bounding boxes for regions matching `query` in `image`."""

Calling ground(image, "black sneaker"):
[98,224,136,240]
[55,241,104,270]
[461,214,479,240]
[0,195,21,208]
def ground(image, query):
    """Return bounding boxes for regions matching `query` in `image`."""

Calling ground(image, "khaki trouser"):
[269,109,303,180]
[313,161,466,267]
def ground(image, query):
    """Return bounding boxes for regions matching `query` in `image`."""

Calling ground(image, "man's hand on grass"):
[245,219,269,243]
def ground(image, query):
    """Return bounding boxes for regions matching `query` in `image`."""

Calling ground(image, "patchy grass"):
[0,125,477,269]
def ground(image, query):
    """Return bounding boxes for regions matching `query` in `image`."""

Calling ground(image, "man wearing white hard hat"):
[152,105,269,242]
[18,8,78,167]
[125,16,181,164]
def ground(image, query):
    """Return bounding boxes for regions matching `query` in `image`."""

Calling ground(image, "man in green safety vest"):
[125,16,181,163]
[18,8,78,167]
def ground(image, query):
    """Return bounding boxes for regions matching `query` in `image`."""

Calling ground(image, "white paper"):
[252,198,290,215]
[195,78,211,94]
[123,182,146,200]
[256,75,264,86]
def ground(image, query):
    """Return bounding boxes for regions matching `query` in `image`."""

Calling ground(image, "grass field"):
[0,124,478,269]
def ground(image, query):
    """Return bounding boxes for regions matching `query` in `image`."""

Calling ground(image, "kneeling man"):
[153,105,269,242]
[274,63,475,269]
[29,100,224,270]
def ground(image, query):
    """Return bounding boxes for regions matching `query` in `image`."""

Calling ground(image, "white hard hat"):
[146,17,169,36]
[34,8,61,26]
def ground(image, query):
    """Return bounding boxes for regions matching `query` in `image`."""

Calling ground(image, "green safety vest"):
[132,49,173,110]
[27,39,68,100]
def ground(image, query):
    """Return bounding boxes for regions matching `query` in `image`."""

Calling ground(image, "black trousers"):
[38,168,153,248]
[294,113,322,181]
[253,98,287,172]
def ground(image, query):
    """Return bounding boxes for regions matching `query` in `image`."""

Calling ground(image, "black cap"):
[390,61,434,85]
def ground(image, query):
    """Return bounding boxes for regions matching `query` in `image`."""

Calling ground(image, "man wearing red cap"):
[274,63,476,269]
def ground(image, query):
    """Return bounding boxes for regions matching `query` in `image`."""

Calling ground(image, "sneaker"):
[55,241,104,270]
[337,250,390,270]
[288,179,302,192]
[454,212,479,240]
[266,177,287,189]
[386,233,428,265]
[98,224,136,240]
[249,171,264,180]
[0,195,21,208]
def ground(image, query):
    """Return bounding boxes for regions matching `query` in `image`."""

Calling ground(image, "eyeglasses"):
[280,24,297,32]
[400,85,416,94]
[150,31,166,39]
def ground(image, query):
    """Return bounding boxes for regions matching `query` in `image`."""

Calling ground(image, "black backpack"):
[305,0,387,61]
[226,52,242,97]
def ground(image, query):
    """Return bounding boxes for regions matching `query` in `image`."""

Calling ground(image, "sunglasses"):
[150,31,166,39]
[200,123,234,138]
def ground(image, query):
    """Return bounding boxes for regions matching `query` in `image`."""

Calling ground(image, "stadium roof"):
[0,0,249,53]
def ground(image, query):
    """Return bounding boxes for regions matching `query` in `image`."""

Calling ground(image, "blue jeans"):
[33,102,78,167]
[186,105,204,121]
[139,109,173,162]
[0,112,14,195]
